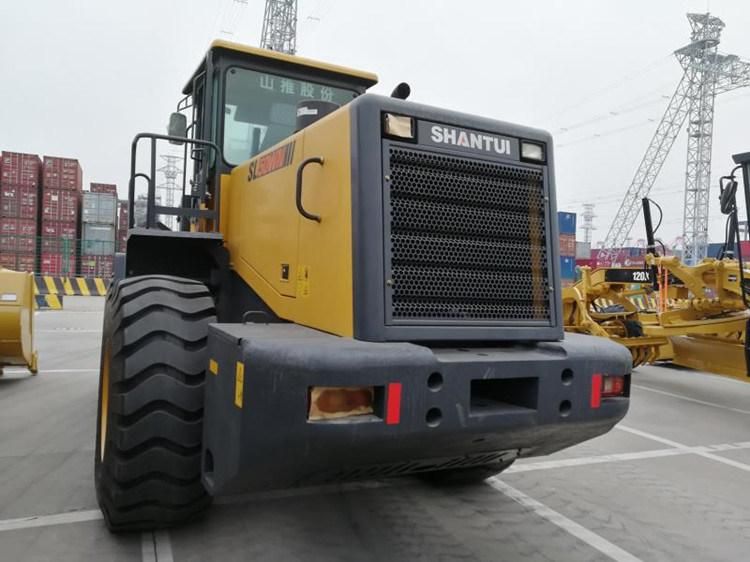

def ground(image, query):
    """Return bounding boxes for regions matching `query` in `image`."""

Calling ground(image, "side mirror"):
[167,112,188,144]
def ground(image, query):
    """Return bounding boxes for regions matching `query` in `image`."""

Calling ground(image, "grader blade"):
[670,334,749,380]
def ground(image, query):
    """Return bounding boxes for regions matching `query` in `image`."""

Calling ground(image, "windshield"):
[223,67,358,165]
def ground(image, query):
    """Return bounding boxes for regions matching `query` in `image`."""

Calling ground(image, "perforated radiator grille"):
[387,146,550,323]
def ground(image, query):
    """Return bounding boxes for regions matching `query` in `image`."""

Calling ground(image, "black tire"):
[95,275,216,532]
[417,459,515,486]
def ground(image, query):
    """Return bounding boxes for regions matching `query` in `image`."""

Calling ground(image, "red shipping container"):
[117,200,129,252]
[16,253,36,273]
[40,252,77,276]
[559,234,576,257]
[576,258,594,268]
[2,253,37,273]
[41,189,79,222]
[118,201,129,225]
[40,221,77,252]
[79,254,114,278]
[740,241,750,257]
[16,219,36,253]
[90,183,117,195]
[0,218,36,254]
[0,253,16,269]
[0,218,16,236]
[43,156,82,191]
[0,218,36,253]
[1,152,41,187]
[1,183,38,219]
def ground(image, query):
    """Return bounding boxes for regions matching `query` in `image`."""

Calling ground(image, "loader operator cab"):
[172,40,377,216]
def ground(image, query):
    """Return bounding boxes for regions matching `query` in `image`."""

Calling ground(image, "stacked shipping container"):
[40,156,82,275]
[0,152,41,272]
[558,211,576,286]
[117,200,128,252]
[79,184,117,277]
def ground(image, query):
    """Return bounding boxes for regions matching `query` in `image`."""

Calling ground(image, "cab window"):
[223,67,357,165]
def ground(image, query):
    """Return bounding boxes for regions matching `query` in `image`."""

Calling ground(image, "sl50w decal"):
[248,140,296,181]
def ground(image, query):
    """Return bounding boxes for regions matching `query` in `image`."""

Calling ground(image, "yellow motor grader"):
[564,152,750,380]
[641,254,749,379]
[0,267,38,375]
[562,266,668,368]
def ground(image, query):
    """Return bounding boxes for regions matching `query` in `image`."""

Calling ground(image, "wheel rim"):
[99,344,111,462]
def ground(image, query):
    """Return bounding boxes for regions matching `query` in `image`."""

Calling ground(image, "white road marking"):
[508,448,685,472]
[37,310,103,315]
[508,440,750,473]
[0,509,102,533]
[633,384,750,415]
[142,530,173,562]
[487,478,642,562]
[154,530,174,562]
[2,369,98,374]
[617,425,750,473]
[141,532,156,562]
[36,329,102,333]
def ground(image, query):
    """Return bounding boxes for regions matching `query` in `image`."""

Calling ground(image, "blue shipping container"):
[560,256,576,279]
[558,211,577,235]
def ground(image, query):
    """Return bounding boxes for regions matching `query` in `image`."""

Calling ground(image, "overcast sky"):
[1,0,749,247]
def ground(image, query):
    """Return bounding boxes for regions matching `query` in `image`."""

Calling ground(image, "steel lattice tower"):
[157,155,182,230]
[260,0,298,54]
[600,13,750,265]
[581,204,597,245]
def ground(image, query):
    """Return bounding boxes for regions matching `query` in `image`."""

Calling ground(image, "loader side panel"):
[224,108,355,336]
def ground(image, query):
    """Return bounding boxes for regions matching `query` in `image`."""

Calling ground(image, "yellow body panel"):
[224,107,354,336]
[0,267,38,373]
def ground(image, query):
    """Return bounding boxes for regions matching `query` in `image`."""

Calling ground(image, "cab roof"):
[183,39,379,94]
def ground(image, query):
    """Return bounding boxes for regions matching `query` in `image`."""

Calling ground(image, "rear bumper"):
[202,324,631,496]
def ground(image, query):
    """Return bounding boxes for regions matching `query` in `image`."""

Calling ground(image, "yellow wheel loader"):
[94,40,632,532]
[0,267,38,375]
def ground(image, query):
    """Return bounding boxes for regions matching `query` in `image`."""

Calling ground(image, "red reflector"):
[602,375,626,398]
[590,374,602,409]
[386,382,402,425]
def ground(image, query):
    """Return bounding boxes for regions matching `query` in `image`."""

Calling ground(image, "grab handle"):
[296,157,324,222]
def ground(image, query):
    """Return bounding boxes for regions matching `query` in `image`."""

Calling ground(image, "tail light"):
[308,386,374,421]
[601,375,627,398]
[591,374,628,408]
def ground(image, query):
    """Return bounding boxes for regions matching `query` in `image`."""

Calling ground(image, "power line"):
[557,117,657,148]
[539,53,674,122]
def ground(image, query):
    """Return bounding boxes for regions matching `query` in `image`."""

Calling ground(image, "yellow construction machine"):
[0,267,38,375]
[94,40,632,532]
[641,254,749,379]
[562,266,667,367]
[564,153,750,380]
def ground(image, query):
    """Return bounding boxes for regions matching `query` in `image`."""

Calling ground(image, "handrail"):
[128,133,224,230]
